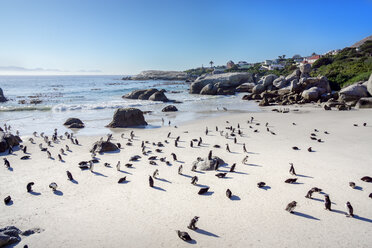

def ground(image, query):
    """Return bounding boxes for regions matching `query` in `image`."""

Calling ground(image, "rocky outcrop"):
[0,132,22,153]
[300,63,311,75]
[123,89,169,102]
[200,83,217,95]
[122,70,189,81]
[63,118,85,129]
[90,141,118,153]
[339,82,369,102]
[0,226,21,247]
[356,97,372,109]
[0,88,7,102]
[367,72,372,96]
[106,108,147,128]
[302,87,320,101]
[190,72,253,94]
[162,105,178,112]
[235,82,255,92]
[191,156,225,171]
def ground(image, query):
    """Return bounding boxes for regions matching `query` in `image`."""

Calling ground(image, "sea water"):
[0,75,260,136]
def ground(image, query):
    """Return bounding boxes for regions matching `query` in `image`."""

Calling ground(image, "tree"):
[209,61,214,68]
[282,55,286,59]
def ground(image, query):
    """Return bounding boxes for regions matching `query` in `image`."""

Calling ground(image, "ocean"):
[0,75,260,136]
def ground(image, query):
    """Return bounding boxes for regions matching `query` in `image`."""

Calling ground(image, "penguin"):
[289,163,296,175]
[20,156,30,160]
[285,201,297,213]
[215,173,227,178]
[47,151,52,159]
[308,147,313,152]
[360,176,372,182]
[66,145,70,151]
[171,153,177,161]
[178,165,183,175]
[363,123,367,127]
[205,127,209,135]
[190,141,193,148]
[325,194,331,211]
[174,140,178,147]
[3,158,10,168]
[191,176,198,185]
[4,196,11,205]
[116,161,121,171]
[345,201,354,217]
[66,171,74,181]
[149,176,154,187]
[167,132,171,138]
[226,144,231,153]
[125,163,132,168]
[230,163,236,172]
[292,146,299,150]
[197,139,202,146]
[191,164,197,172]
[234,137,237,144]
[89,161,94,172]
[49,182,58,192]
[257,182,266,188]
[75,139,79,145]
[187,216,199,230]
[27,182,34,192]
[208,150,212,160]
[118,177,127,183]
[198,187,209,195]
[226,189,232,199]
[285,178,297,184]
[153,169,159,179]
[117,143,121,149]
[242,156,249,165]
[216,126,218,131]
[58,154,62,162]
[324,131,329,134]
[23,146,27,154]
[369,193,372,199]
[60,148,65,155]
[214,160,220,171]
[177,230,192,242]
[349,182,356,189]
[243,143,247,153]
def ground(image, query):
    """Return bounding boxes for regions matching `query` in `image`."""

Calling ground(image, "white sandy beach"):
[1,106,372,248]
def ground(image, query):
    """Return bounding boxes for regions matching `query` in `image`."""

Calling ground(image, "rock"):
[258,98,270,106]
[216,87,235,95]
[0,88,7,102]
[68,123,85,129]
[302,87,320,101]
[262,74,278,87]
[64,118,84,126]
[190,72,253,94]
[300,64,311,74]
[30,99,42,104]
[339,82,369,101]
[367,73,372,96]
[106,108,148,128]
[123,89,149,99]
[200,83,217,95]
[252,84,266,95]
[162,105,178,112]
[290,79,299,93]
[148,91,169,102]
[356,97,372,109]
[123,70,189,81]
[21,228,44,236]
[0,132,22,152]
[273,76,287,89]
[90,141,118,153]
[302,76,331,94]
[236,82,255,92]
[138,89,159,100]
[192,156,225,171]
[0,226,21,247]
[285,69,301,82]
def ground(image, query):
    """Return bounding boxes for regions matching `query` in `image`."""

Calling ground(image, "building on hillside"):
[292,54,303,63]
[324,49,341,56]
[268,64,284,70]
[300,55,322,65]
[226,60,235,69]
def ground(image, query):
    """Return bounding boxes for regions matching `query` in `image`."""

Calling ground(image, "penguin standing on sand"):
[226,144,231,153]
[243,143,247,153]
[153,169,159,179]
[116,161,121,171]
[285,201,297,213]
[191,176,198,185]
[187,216,199,230]
[3,158,10,168]
[345,202,354,217]
[226,189,232,199]
[289,163,296,175]
[208,150,212,160]
[27,182,34,192]
[178,165,183,175]
[325,195,332,211]
[149,176,154,187]
[230,163,236,172]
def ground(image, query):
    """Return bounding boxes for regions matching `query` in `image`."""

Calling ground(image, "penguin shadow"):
[245,163,262,167]
[118,180,130,184]
[296,174,313,178]
[49,157,55,161]
[353,186,363,191]
[218,169,248,175]
[104,150,120,154]
[195,228,219,238]
[156,178,172,184]
[292,211,320,221]
[118,170,132,175]
[152,186,166,192]
[7,167,14,171]
[193,171,205,174]
[186,239,197,244]
[200,191,214,196]
[260,186,271,190]
[195,183,209,188]
[70,179,79,185]
[227,151,240,155]
[29,191,42,196]
[181,174,193,178]
[60,159,66,163]
[91,171,108,177]
[177,161,185,164]
[230,195,241,201]
[353,215,372,223]
[331,209,347,215]
[53,190,63,196]
[5,200,14,206]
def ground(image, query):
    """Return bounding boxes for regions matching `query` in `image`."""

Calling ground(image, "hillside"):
[350,34,372,48]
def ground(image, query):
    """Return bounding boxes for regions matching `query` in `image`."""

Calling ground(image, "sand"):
[1,106,372,248]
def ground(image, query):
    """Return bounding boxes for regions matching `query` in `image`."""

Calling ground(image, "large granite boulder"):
[123,70,189,81]
[90,141,118,153]
[0,132,22,153]
[262,74,278,87]
[162,105,178,112]
[300,64,311,74]
[356,97,372,109]
[148,91,169,102]
[339,82,369,102]
[64,118,85,129]
[200,83,217,95]
[190,72,253,94]
[0,88,7,102]
[123,89,149,99]
[301,76,331,94]
[273,76,288,89]
[252,84,265,95]
[285,69,301,82]
[106,108,147,128]
[235,82,255,92]
[302,87,320,101]
[367,73,372,96]
[192,156,225,171]
[138,89,159,100]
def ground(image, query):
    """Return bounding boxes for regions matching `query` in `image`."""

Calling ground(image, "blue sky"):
[0,0,371,75]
